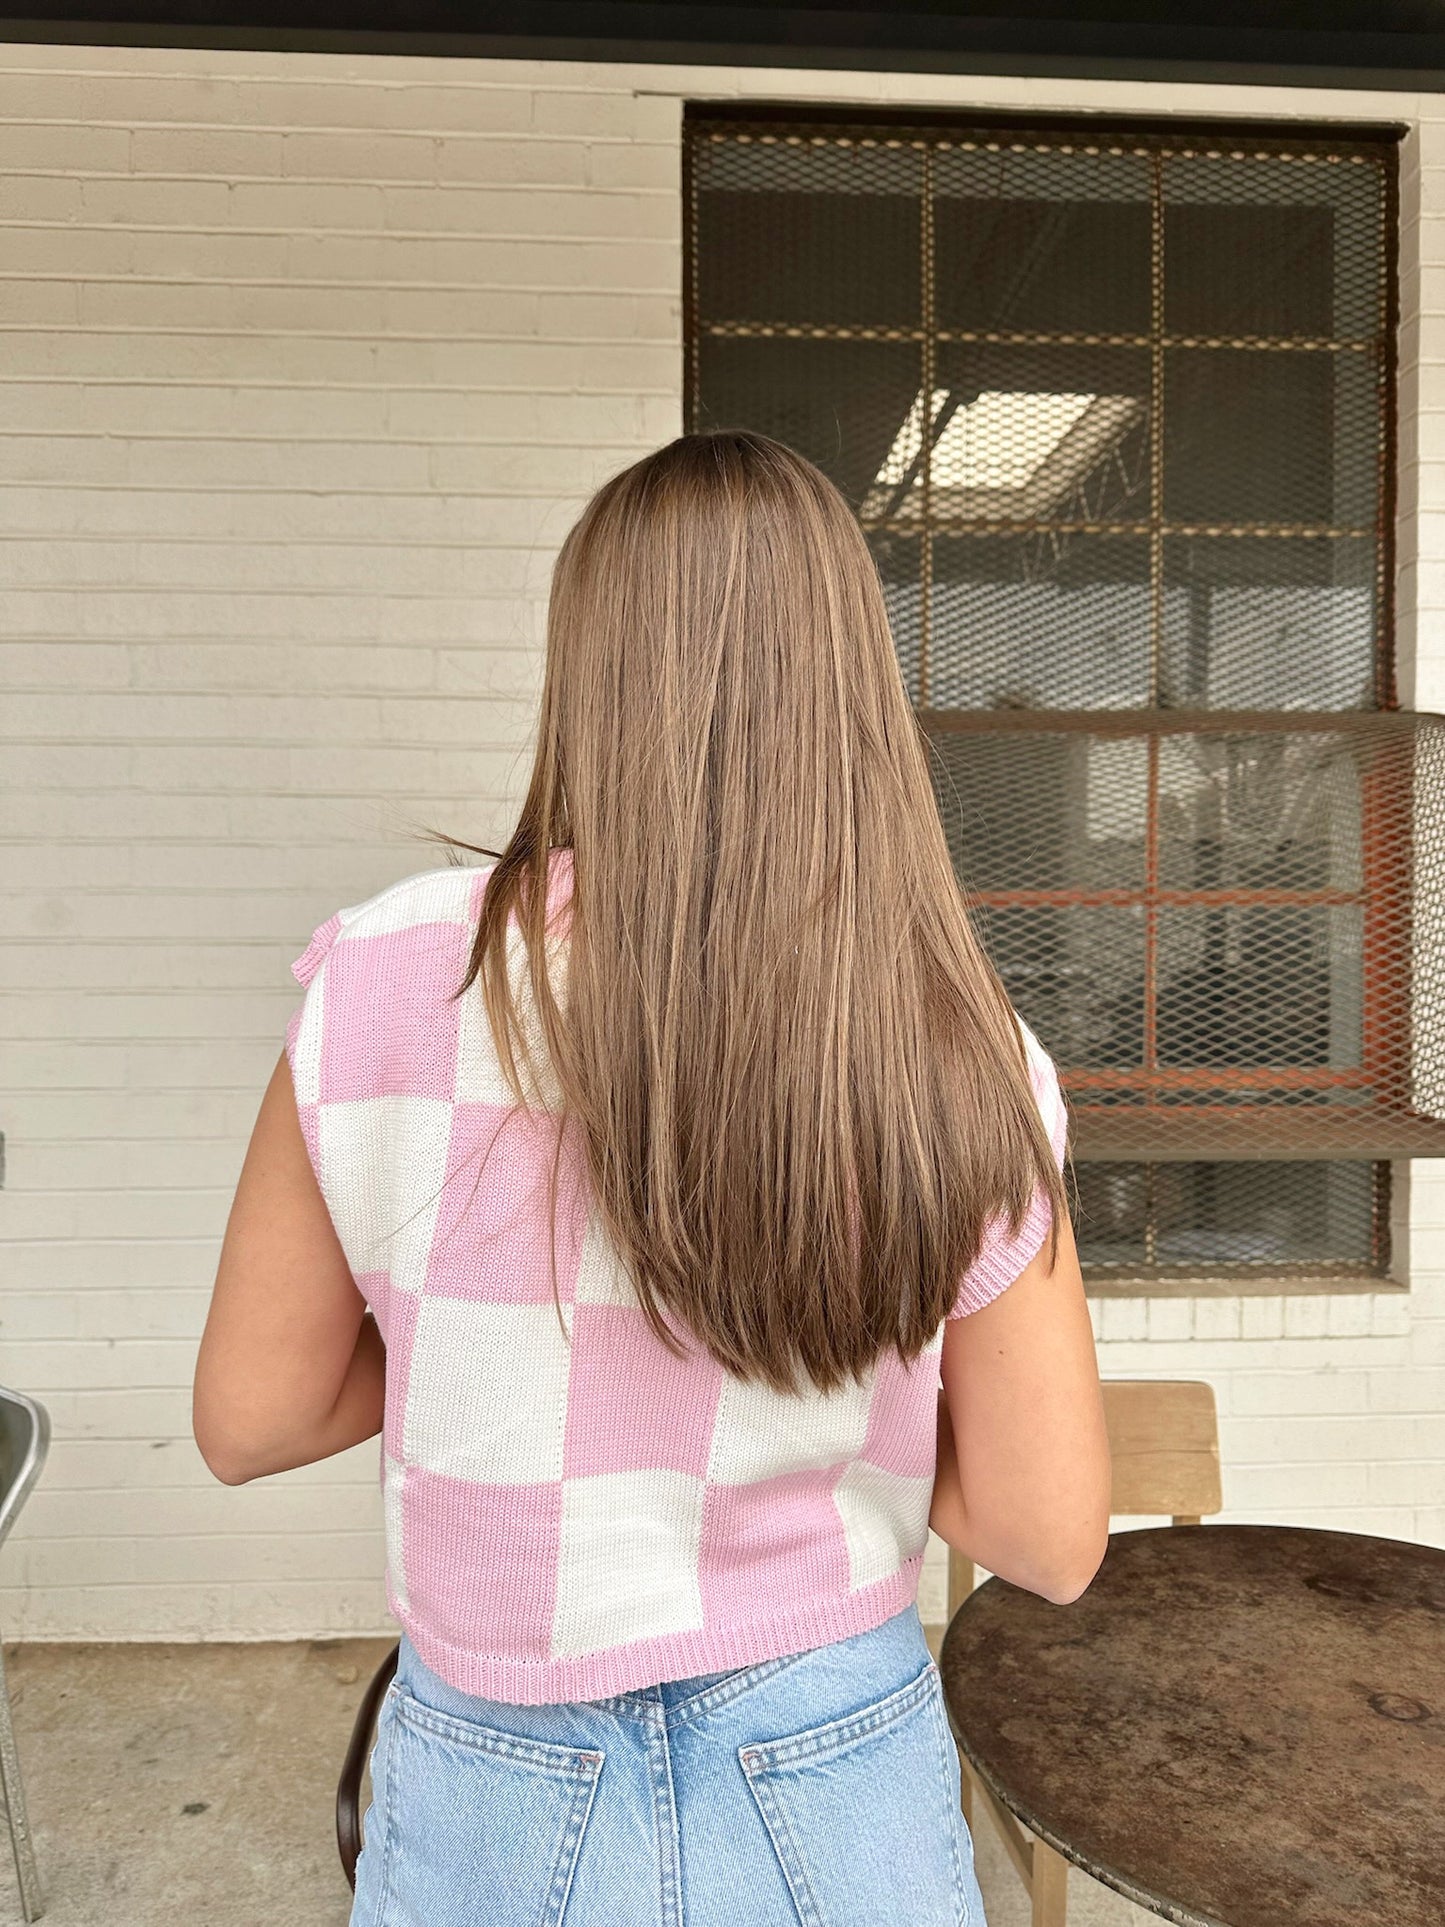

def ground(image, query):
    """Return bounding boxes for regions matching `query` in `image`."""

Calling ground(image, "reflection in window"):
[861,387,1146,525]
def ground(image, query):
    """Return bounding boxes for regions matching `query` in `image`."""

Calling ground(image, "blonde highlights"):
[452,431,1063,1396]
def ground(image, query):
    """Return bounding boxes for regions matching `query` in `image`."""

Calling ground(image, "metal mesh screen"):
[926,710,1445,1163]
[1074,1158,1388,1282]
[687,112,1424,1277]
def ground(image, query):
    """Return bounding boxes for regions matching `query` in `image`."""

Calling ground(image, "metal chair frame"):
[0,1386,50,1922]
[336,1641,399,1890]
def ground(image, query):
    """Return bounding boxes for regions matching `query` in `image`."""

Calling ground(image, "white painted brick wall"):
[0,43,1441,1643]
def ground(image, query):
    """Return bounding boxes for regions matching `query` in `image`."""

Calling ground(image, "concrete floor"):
[0,1637,1153,1927]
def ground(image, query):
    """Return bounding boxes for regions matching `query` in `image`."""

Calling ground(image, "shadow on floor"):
[1,1636,1152,1926]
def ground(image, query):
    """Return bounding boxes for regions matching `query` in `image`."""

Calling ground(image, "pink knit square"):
[857,1346,941,1479]
[562,1304,726,1479]
[317,922,466,1103]
[422,1104,588,1305]
[697,1466,852,1622]
[401,1469,561,1661]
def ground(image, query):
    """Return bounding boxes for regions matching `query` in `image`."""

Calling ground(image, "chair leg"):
[1030,1838,1068,1927]
[946,1547,976,1624]
[0,1642,44,1920]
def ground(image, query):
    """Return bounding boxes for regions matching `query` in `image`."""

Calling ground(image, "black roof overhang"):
[5,2,1445,91]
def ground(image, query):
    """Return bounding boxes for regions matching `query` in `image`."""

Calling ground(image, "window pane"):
[933,145,1151,335]
[1160,536,1377,710]
[1162,347,1380,528]
[930,533,1152,708]
[928,342,1151,526]
[1075,1160,1383,1272]
[1156,904,1364,1069]
[695,335,921,512]
[1156,732,1364,895]
[970,904,1145,1068]
[694,134,922,327]
[927,730,1147,890]
[1161,151,1384,340]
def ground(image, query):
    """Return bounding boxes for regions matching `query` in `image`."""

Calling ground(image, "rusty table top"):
[939,1525,1445,1927]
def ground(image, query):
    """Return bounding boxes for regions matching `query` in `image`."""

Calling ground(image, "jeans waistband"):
[395,1600,932,1730]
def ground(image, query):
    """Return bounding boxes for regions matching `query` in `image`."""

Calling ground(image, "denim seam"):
[426,1637,833,1729]
[655,1703,684,1927]
[589,1687,663,1716]
[638,1699,684,1927]
[370,1688,400,1927]
[737,1762,823,1927]
[739,1660,935,1772]
[392,1687,604,1779]
[542,1756,604,1927]
[926,1668,973,1927]
[660,1649,810,1728]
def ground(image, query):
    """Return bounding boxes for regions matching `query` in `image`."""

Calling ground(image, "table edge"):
[951,1725,1234,1927]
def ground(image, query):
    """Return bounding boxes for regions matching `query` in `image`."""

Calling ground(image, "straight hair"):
[442,431,1064,1397]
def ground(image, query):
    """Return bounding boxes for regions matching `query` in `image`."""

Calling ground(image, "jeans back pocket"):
[739,1662,980,1927]
[363,1683,603,1927]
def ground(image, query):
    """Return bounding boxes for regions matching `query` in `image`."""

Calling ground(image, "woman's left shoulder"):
[332,863,494,942]
[290,862,495,987]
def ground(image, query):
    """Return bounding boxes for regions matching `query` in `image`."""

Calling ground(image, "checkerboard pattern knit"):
[284,856,1068,1704]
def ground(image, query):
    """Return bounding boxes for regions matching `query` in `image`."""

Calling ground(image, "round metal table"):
[939,1525,1445,1927]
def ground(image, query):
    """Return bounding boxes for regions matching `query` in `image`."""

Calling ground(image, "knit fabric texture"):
[284,857,1069,1705]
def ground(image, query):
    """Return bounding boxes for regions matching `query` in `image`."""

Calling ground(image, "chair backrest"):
[1101,1378,1221,1524]
[944,1376,1221,1621]
[0,1386,51,1552]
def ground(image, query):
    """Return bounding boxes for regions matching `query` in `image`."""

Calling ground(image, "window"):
[686,109,1445,1285]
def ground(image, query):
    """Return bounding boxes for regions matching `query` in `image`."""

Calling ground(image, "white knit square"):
[832,1460,934,1592]
[317,1096,453,1292]
[404,1298,572,1485]
[454,925,563,1110]
[573,1213,638,1307]
[289,965,325,1106]
[336,865,478,940]
[705,1368,876,1486]
[383,1453,410,1614]
[550,1469,706,1657]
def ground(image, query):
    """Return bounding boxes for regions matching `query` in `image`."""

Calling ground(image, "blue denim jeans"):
[349,1601,986,1927]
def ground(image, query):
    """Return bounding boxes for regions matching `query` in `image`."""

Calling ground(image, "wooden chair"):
[946,1378,1222,1927]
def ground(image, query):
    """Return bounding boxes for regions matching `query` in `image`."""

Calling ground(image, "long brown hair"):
[444,431,1064,1396]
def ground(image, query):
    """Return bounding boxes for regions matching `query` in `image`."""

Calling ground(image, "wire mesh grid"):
[687,112,1422,1275]
[1073,1157,1389,1282]
[926,711,1445,1164]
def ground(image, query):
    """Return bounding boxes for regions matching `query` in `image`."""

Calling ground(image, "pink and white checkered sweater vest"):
[284,855,1068,1705]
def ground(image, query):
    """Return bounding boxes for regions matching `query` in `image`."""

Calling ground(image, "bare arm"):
[193,1050,386,1485]
[929,1207,1110,1604]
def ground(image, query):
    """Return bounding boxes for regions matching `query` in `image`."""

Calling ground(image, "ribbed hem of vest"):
[388,1556,926,1706]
